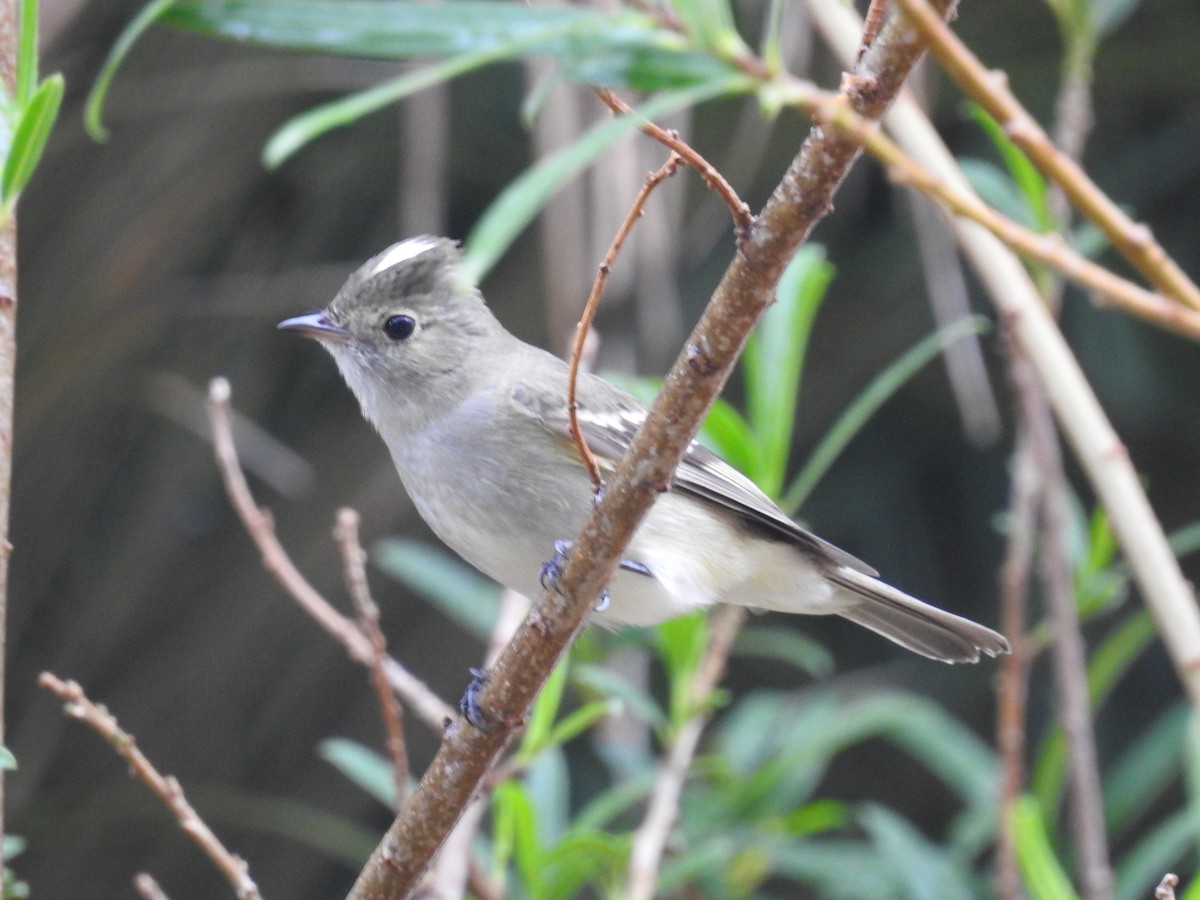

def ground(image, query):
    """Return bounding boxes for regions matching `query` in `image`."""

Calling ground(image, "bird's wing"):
[509,374,879,577]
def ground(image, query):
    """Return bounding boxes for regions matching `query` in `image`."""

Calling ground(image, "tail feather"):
[829,566,1010,664]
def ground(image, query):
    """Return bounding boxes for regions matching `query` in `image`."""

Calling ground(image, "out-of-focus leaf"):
[463,75,751,282]
[670,0,749,58]
[16,0,38,106]
[162,0,735,90]
[372,537,500,640]
[520,655,570,761]
[524,746,571,845]
[958,157,1035,226]
[656,611,708,726]
[573,768,657,830]
[742,244,831,498]
[546,699,620,750]
[85,0,177,141]
[572,662,666,730]
[1011,795,1079,900]
[784,316,990,513]
[319,738,398,808]
[760,839,900,897]
[1104,701,1187,836]
[1032,609,1157,820]
[493,780,541,892]
[731,625,834,679]
[967,102,1052,231]
[858,804,977,900]
[537,830,629,898]
[777,798,849,837]
[0,747,14,771]
[2,74,62,212]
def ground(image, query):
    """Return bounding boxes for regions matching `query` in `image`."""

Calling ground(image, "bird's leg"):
[539,539,652,613]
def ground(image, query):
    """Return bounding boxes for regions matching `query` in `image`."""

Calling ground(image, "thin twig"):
[595,89,753,236]
[805,93,1200,342]
[335,508,409,806]
[567,152,683,492]
[347,5,953,893]
[626,605,746,900]
[994,392,1037,900]
[207,378,456,732]
[134,873,173,900]
[39,673,262,900]
[892,0,1200,311]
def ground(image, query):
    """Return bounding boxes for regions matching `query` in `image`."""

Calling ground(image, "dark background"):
[6,0,1199,895]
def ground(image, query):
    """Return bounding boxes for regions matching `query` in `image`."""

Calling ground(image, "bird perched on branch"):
[280,237,1009,664]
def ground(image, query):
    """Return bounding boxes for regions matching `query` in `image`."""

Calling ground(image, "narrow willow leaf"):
[784,315,990,513]
[520,655,570,761]
[463,75,751,282]
[967,102,1053,232]
[2,74,63,212]
[16,0,38,106]
[743,244,832,498]
[1011,795,1080,900]
[86,0,177,141]
[319,738,398,808]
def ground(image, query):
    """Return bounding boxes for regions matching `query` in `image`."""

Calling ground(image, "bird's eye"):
[382,314,416,341]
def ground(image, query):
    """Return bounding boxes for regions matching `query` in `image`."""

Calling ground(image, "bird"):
[279,236,1009,664]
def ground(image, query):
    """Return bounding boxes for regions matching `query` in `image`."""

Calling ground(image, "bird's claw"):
[459,667,495,732]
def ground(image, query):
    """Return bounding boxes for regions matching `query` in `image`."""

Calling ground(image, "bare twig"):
[347,3,952,894]
[1016,347,1113,899]
[595,89,753,235]
[335,508,410,806]
[39,673,262,900]
[994,397,1037,900]
[567,152,683,492]
[626,606,746,900]
[134,873,173,900]
[207,378,456,732]
[856,0,889,62]
[892,0,1200,311]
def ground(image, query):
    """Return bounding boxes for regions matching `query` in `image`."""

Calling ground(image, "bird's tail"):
[829,566,1010,664]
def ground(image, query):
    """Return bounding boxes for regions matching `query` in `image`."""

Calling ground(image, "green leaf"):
[858,804,977,900]
[784,315,990,513]
[163,0,735,91]
[669,0,749,58]
[266,49,515,169]
[86,0,178,141]
[573,768,657,830]
[1,74,63,214]
[731,625,834,679]
[1011,795,1079,900]
[371,537,501,640]
[16,0,38,106]
[572,662,666,730]
[656,611,709,727]
[742,244,832,499]
[319,738,398,808]
[966,102,1053,232]
[493,780,541,893]
[520,654,571,762]
[462,75,751,283]
[1104,701,1188,836]
[545,699,619,749]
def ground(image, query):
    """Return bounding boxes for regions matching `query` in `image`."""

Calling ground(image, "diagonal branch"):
[345,3,956,897]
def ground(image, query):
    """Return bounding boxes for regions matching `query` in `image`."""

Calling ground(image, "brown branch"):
[335,508,410,807]
[595,89,753,236]
[626,606,746,900]
[134,874,173,900]
[345,3,951,896]
[892,0,1200,312]
[207,378,456,733]
[567,152,683,492]
[856,0,889,62]
[805,93,1200,343]
[39,673,262,900]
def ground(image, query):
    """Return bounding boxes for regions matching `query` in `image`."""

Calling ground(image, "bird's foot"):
[539,540,652,612]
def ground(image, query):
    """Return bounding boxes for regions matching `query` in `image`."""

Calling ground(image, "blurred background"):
[5,0,1199,895]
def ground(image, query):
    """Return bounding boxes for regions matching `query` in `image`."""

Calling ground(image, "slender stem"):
[0,0,17,858]
[893,0,1200,311]
[40,674,263,899]
[567,152,681,492]
[207,378,456,732]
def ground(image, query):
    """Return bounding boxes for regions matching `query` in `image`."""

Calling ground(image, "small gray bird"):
[280,237,1009,663]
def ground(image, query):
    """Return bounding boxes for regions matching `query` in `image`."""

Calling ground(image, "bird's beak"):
[278,312,351,342]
